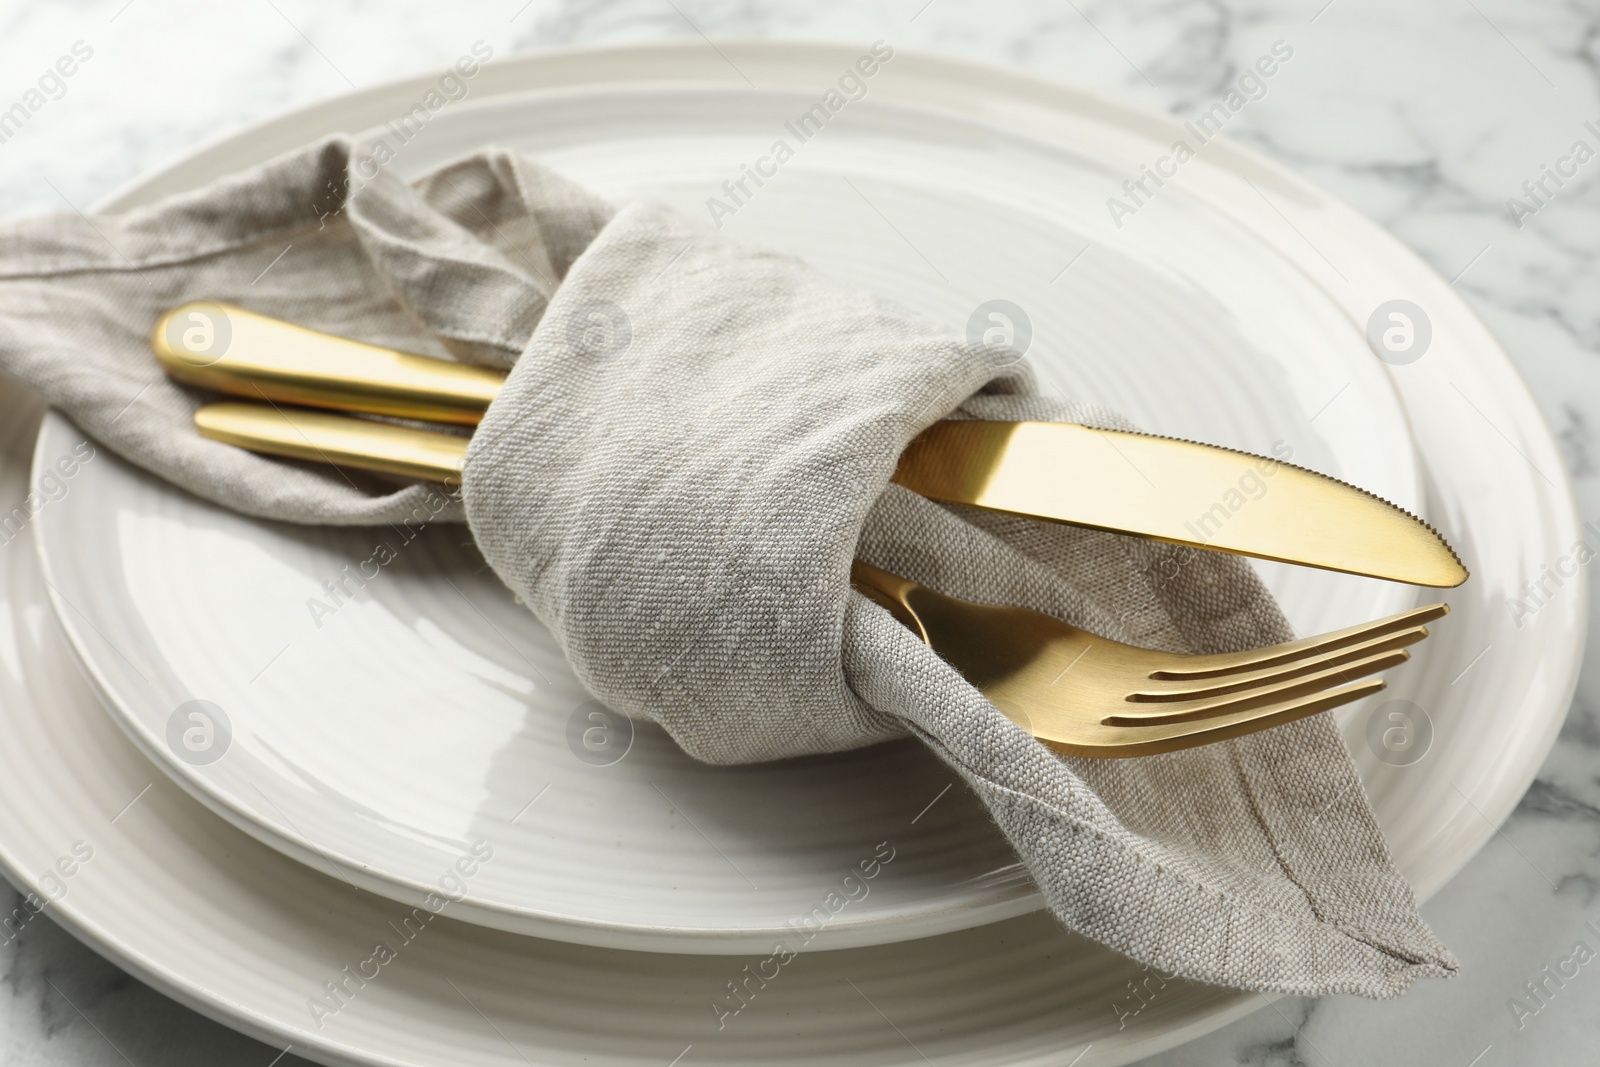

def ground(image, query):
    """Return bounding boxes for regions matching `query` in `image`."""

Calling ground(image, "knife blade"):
[160,303,1468,587]
[895,420,1467,588]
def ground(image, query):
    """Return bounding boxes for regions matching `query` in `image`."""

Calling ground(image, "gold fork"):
[183,403,1445,756]
[850,561,1444,757]
[180,403,1444,755]
[187,402,1446,754]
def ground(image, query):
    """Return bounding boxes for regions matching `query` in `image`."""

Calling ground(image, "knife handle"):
[153,302,503,425]
[194,402,468,483]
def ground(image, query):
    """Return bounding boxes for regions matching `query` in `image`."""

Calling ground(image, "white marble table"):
[1,0,1596,1064]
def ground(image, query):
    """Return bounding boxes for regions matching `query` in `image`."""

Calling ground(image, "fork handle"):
[194,402,468,483]
[849,561,931,640]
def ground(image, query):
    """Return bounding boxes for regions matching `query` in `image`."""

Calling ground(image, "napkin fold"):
[0,135,1456,996]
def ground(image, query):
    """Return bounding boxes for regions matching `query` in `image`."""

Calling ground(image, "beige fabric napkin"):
[0,135,1455,995]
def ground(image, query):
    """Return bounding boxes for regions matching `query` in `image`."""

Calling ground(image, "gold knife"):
[157,303,1468,588]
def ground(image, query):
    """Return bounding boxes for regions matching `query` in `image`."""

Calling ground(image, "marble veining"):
[2,0,1598,1064]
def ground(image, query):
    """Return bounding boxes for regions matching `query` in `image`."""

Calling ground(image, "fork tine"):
[1149,602,1449,680]
[1129,625,1429,702]
[1106,648,1410,726]
[1042,679,1388,759]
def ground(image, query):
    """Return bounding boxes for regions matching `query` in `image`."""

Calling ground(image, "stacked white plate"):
[0,42,1582,1066]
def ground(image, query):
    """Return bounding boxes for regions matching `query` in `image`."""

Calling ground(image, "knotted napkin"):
[0,135,1456,996]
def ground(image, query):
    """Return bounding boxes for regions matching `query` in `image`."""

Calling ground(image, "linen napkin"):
[0,135,1456,996]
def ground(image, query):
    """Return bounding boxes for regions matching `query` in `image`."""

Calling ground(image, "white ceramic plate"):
[0,42,1579,1067]
[29,47,1440,952]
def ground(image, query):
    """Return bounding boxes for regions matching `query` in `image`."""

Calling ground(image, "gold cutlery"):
[850,561,1444,757]
[181,402,1451,756]
[153,302,1468,588]
[161,302,1452,757]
